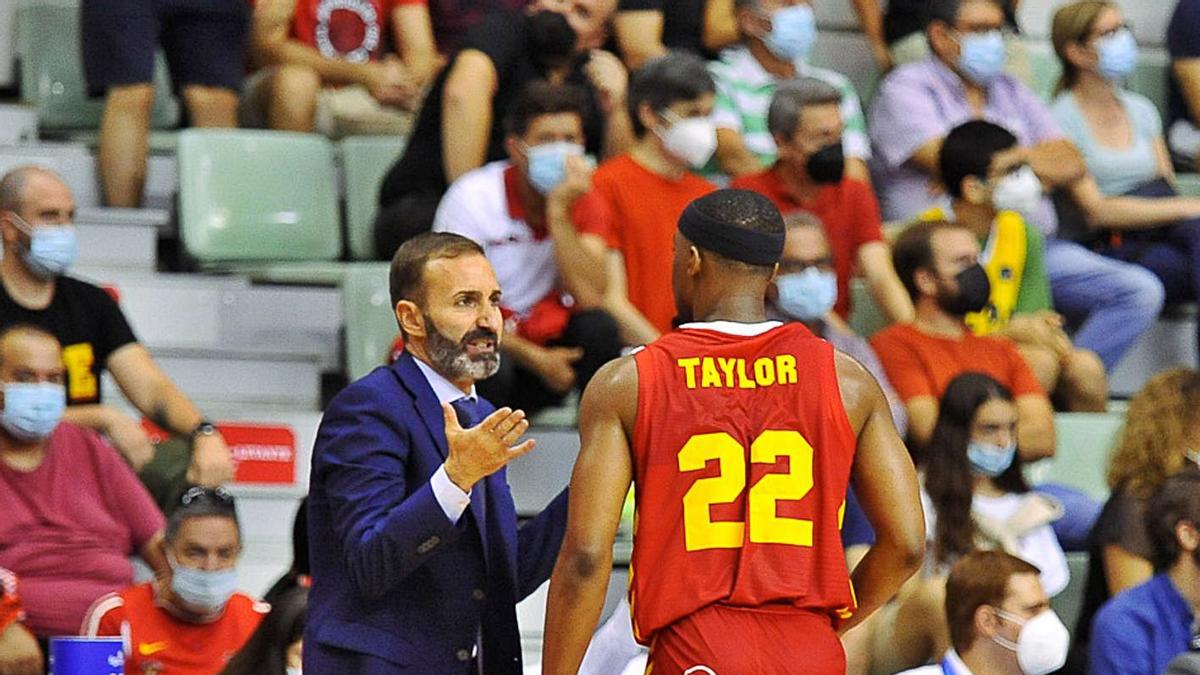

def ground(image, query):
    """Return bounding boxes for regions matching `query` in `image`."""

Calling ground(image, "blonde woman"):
[1049,1,1200,361]
[1066,368,1200,670]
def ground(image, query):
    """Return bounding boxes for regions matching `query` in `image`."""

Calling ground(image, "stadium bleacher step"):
[1110,306,1198,397]
[0,141,100,206]
[0,104,37,144]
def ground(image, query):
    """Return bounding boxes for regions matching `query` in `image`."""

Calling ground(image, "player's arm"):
[836,352,925,632]
[542,357,638,675]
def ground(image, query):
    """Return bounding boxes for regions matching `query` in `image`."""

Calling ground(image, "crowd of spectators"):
[5,0,1200,671]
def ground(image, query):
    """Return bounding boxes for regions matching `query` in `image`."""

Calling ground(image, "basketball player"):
[541,190,926,674]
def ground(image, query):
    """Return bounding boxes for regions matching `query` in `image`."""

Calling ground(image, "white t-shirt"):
[921,489,1069,596]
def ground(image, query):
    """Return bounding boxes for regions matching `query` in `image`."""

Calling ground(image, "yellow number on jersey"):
[61,343,97,402]
[677,431,815,552]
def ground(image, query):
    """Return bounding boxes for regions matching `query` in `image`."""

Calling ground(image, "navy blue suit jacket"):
[304,352,569,674]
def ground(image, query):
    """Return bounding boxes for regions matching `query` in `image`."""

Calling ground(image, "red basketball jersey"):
[628,321,858,644]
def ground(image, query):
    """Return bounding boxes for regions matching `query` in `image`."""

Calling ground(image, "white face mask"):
[286,668,302,675]
[658,112,717,168]
[991,165,1043,220]
[992,608,1070,675]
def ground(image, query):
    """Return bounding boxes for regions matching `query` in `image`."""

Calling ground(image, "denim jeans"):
[1036,482,1103,552]
[1044,238,1165,371]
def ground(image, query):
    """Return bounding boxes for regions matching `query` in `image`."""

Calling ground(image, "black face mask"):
[938,263,991,316]
[805,142,845,184]
[527,10,577,61]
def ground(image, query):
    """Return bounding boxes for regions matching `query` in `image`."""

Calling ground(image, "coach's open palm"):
[442,404,536,492]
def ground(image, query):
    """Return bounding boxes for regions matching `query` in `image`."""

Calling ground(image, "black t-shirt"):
[1065,485,1155,671]
[1168,0,1200,128]
[616,0,707,57]
[379,10,607,208]
[884,0,1018,45]
[0,275,137,405]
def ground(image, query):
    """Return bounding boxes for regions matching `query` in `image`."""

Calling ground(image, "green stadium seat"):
[340,262,399,381]
[1026,412,1124,502]
[848,278,890,339]
[16,3,179,131]
[1126,53,1170,123]
[341,136,408,261]
[1021,40,1062,102]
[1176,173,1200,197]
[1051,552,1090,638]
[177,129,341,263]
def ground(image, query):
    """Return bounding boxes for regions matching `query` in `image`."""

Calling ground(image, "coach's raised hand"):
[442,403,536,492]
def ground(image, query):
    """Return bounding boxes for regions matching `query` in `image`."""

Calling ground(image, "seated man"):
[243,0,441,137]
[1089,469,1200,675]
[375,0,629,258]
[593,52,717,344]
[709,0,871,179]
[869,0,1165,372]
[433,80,621,413]
[0,568,40,674]
[81,0,248,208]
[768,212,907,435]
[897,550,1070,675]
[1168,0,1200,170]
[936,120,1107,411]
[83,487,268,673]
[732,77,912,324]
[872,219,1055,459]
[0,167,233,488]
[0,325,167,639]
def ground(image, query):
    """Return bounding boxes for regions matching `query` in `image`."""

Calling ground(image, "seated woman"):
[1051,0,1200,357]
[1065,367,1200,671]
[220,585,308,675]
[870,373,1068,673]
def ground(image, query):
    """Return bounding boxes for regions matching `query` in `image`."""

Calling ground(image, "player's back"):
[628,320,857,645]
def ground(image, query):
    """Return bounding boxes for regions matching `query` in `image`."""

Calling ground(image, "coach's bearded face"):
[424,312,501,381]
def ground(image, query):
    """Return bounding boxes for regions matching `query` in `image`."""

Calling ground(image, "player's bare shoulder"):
[578,353,640,433]
[832,349,888,433]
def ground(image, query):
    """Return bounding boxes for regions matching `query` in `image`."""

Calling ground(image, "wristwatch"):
[189,420,218,442]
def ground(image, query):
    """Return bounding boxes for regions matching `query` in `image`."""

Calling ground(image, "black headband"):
[677,200,785,266]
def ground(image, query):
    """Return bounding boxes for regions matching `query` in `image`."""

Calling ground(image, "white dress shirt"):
[413,356,477,524]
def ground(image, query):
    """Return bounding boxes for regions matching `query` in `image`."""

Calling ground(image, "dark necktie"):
[451,396,484,428]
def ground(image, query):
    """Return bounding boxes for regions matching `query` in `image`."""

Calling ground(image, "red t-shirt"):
[731,168,884,319]
[289,0,425,63]
[593,155,716,334]
[83,583,268,675]
[870,323,1045,402]
[629,321,858,644]
[0,423,165,637]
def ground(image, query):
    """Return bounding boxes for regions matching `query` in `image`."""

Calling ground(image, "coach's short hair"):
[389,231,486,311]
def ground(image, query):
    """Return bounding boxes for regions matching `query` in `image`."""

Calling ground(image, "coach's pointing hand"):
[442,404,536,491]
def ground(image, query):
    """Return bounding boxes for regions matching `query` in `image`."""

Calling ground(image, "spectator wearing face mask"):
[1050,1,1200,364]
[83,486,269,675]
[708,0,871,180]
[591,52,718,343]
[733,77,913,324]
[375,0,631,259]
[432,80,621,413]
[1066,368,1200,670]
[0,324,168,641]
[869,0,1167,374]
[871,220,1054,459]
[0,167,234,489]
[1089,469,1200,675]
[875,373,1068,671]
[896,549,1070,675]
[933,120,1108,412]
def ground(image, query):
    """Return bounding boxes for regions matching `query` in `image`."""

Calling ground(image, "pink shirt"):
[0,423,165,637]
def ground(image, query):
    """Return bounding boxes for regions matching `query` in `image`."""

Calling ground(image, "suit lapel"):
[392,353,449,461]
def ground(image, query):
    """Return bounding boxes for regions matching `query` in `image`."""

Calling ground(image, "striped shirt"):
[709,46,871,168]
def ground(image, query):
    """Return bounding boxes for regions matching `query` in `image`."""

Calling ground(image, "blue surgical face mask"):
[1097,28,1137,82]
[957,30,1007,86]
[169,552,239,612]
[763,4,817,62]
[525,141,585,196]
[967,439,1017,477]
[776,267,837,321]
[0,382,66,442]
[11,214,77,279]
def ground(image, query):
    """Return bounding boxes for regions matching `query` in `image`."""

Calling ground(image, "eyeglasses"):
[179,485,236,511]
